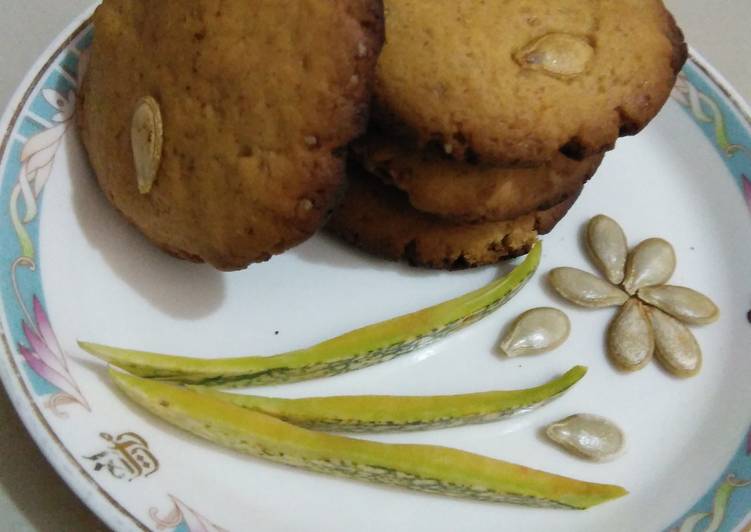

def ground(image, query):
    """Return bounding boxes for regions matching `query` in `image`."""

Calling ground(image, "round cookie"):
[327,167,580,270]
[374,0,687,164]
[78,0,385,271]
[354,133,603,223]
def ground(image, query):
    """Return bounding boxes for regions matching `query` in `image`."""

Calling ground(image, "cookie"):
[78,0,385,271]
[354,133,603,223]
[327,166,580,269]
[374,0,687,164]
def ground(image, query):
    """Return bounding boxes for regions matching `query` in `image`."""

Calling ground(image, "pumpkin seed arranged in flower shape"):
[548,215,719,377]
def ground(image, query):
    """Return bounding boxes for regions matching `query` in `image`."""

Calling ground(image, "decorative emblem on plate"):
[149,495,228,532]
[84,432,159,481]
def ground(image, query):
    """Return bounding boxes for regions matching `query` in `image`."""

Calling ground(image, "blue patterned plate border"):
[0,11,749,532]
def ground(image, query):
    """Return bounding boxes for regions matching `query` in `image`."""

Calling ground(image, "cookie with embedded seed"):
[374,0,686,164]
[354,133,603,223]
[78,0,384,271]
[327,166,580,270]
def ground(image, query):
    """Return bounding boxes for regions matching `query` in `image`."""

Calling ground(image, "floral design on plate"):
[672,73,751,161]
[18,296,89,416]
[671,474,751,532]
[549,215,719,377]
[150,495,229,532]
[742,174,751,211]
[6,43,91,416]
[0,13,749,532]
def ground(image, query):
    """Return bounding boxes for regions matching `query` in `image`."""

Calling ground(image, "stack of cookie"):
[329,0,687,269]
[79,0,386,271]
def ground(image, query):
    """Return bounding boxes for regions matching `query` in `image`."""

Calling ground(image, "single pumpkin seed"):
[607,298,654,371]
[647,307,702,378]
[622,238,676,295]
[111,370,627,508]
[131,96,163,194]
[637,285,719,325]
[549,267,629,308]
[514,33,594,79]
[546,414,625,462]
[586,215,628,285]
[499,307,571,357]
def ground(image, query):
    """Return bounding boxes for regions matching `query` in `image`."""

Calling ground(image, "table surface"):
[1,1,750,530]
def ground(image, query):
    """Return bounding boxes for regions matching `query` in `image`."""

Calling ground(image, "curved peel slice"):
[194,366,587,433]
[549,267,629,308]
[80,243,542,388]
[647,307,702,378]
[622,238,676,295]
[586,215,628,285]
[607,299,654,371]
[110,370,627,508]
[637,285,719,325]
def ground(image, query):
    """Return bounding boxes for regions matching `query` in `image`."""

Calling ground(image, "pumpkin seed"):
[607,299,654,371]
[549,267,629,308]
[647,307,702,378]
[499,307,570,357]
[638,285,719,325]
[586,215,628,285]
[546,414,625,462]
[514,33,594,79]
[131,96,163,194]
[622,238,676,295]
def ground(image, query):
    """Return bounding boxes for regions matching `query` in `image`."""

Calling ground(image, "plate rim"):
[0,6,149,531]
[0,9,749,532]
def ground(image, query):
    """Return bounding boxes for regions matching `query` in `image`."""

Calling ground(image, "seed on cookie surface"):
[131,95,163,195]
[514,33,595,79]
[297,199,314,217]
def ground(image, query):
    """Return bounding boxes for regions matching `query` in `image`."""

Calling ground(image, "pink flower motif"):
[150,495,228,532]
[742,174,751,212]
[18,297,89,411]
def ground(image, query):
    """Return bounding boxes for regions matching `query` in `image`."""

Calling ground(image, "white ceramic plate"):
[1,9,751,532]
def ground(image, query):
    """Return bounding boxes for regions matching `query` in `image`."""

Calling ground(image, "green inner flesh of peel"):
[80,242,542,387]
[194,366,587,433]
[110,370,627,508]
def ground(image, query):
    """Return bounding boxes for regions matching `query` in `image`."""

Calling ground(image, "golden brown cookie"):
[78,0,384,271]
[354,133,603,223]
[374,0,687,164]
[327,166,580,269]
